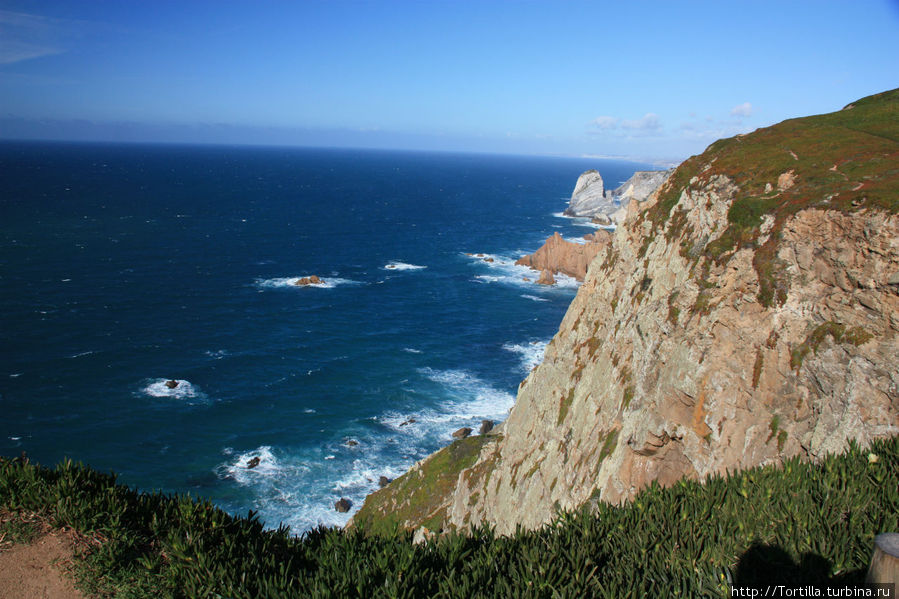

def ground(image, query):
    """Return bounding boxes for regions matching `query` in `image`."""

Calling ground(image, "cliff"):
[353,89,899,536]
[563,168,673,223]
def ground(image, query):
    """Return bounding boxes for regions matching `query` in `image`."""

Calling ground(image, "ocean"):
[0,141,651,532]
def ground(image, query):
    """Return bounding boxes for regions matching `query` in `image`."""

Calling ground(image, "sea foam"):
[142,378,206,401]
[503,340,550,374]
[255,276,357,289]
[383,261,427,271]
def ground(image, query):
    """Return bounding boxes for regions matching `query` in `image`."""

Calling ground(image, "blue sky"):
[1,1,897,161]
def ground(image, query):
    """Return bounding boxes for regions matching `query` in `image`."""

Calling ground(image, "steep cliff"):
[353,89,899,536]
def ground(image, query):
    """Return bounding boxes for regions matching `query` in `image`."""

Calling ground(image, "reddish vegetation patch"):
[640,88,899,307]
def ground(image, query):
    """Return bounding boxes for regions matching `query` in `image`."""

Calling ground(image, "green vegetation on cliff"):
[2,436,897,597]
[351,435,494,536]
[641,88,899,307]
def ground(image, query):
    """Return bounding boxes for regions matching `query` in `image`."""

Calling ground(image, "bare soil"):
[0,528,85,599]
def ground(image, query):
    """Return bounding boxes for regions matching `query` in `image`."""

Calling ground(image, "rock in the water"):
[516,231,609,282]
[452,427,472,439]
[294,275,323,286]
[536,269,556,286]
[165,379,179,389]
[400,417,417,427]
[563,168,672,222]
[246,457,261,469]
[335,498,352,513]
[344,439,359,447]
[479,420,494,435]
[378,476,391,488]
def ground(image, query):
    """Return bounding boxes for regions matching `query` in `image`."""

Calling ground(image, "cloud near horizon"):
[621,113,661,130]
[730,102,753,117]
[589,112,662,134]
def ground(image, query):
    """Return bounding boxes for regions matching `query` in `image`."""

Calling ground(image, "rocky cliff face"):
[352,89,899,536]
[564,168,672,223]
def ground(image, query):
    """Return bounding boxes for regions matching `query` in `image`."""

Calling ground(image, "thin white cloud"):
[730,102,753,117]
[0,10,66,65]
[621,113,661,130]
[591,116,619,130]
[0,40,62,65]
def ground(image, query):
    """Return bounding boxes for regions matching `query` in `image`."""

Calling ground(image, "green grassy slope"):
[2,436,897,597]
[641,88,898,307]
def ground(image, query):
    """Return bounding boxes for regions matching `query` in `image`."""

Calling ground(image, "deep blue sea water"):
[0,141,650,531]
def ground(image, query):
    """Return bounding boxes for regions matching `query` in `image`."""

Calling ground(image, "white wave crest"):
[383,262,426,271]
[143,378,206,401]
[503,340,550,374]
[465,251,581,291]
[255,276,356,289]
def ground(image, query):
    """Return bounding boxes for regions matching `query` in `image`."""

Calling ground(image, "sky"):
[1,1,897,161]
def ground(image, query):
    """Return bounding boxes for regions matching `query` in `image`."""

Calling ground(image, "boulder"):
[335,498,352,513]
[165,379,179,389]
[479,420,494,435]
[294,275,323,286]
[536,269,556,286]
[452,427,472,440]
[344,439,359,447]
[246,456,261,469]
[379,476,391,488]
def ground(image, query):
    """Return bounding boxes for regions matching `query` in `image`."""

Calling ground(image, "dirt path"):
[0,529,85,599]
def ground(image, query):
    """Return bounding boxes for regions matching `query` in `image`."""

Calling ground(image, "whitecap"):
[218,446,293,485]
[204,350,229,360]
[465,251,581,290]
[142,378,206,401]
[520,294,549,302]
[403,348,423,354]
[383,261,426,271]
[255,276,357,289]
[503,340,550,374]
[69,350,96,359]
[378,368,514,441]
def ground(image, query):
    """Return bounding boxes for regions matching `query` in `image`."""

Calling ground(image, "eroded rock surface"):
[353,89,899,536]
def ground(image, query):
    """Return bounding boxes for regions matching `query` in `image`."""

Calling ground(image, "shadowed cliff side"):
[352,88,899,536]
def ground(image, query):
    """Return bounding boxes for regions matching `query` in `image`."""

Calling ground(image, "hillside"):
[2,438,897,596]
[353,89,899,535]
